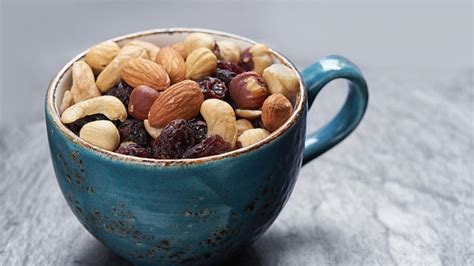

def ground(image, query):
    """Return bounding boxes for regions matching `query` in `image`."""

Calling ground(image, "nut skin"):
[229,71,269,109]
[61,95,127,124]
[235,109,262,120]
[200,99,238,148]
[143,119,162,139]
[261,93,293,132]
[185,47,217,80]
[239,44,273,75]
[237,128,270,148]
[216,40,241,63]
[79,120,120,151]
[128,85,161,120]
[70,61,101,103]
[262,64,299,98]
[148,80,204,128]
[85,41,120,73]
[122,58,170,91]
[184,33,215,56]
[96,46,148,92]
[125,40,160,60]
[156,47,186,84]
[236,119,254,136]
[171,42,187,59]
[60,91,74,114]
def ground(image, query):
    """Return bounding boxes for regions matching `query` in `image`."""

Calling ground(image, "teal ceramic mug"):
[45,28,368,265]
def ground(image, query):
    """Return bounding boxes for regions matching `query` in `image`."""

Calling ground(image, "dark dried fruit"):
[118,119,151,147]
[187,118,207,143]
[116,142,151,158]
[152,119,196,159]
[215,61,244,85]
[105,80,133,106]
[66,114,118,135]
[183,135,232,158]
[252,118,264,129]
[239,48,253,72]
[198,77,228,100]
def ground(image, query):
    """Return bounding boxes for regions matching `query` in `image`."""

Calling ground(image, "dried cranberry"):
[105,80,133,107]
[66,114,118,135]
[197,77,228,100]
[238,48,253,72]
[118,119,151,147]
[116,142,151,158]
[151,119,196,159]
[215,61,244,85]
[187,118,207,143]
[183,135,232,158]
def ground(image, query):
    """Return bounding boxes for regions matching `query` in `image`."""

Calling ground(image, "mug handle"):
[302,55,369,165]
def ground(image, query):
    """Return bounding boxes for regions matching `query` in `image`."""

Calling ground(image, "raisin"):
[66,114,118,135]
[238,48,253,72]
[187,118,207,143]
[105,80,133,107]
[116,142,151,158]
[252,118,265,129]
[215,61,244,86]
[118,119,151,147]
[183,135,232,159]
[151,119,196,159]
[198,77,228,100]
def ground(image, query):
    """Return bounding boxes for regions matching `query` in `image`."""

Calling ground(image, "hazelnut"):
[261,93,292,132]
[236,119,254,136]
[216,40,241,63]
[185,48,217,80]
[229,71,269,109]
[262,64,299,98]
[237,128,270,148]
[128,85,160,120]
[239,44,273,75]
[79,120,120,151]
[184,33,215,56]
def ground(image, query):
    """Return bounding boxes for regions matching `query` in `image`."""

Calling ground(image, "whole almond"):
[148,80,204,127]
[171,42,187,59]
[70,61,101,103]
[156,47,186,84]
[85,41,120,73]
[185,47,217,80]
[96,46,148,92]
[122,58,170,91]
[261,93,292,132]
[125,40,160,61]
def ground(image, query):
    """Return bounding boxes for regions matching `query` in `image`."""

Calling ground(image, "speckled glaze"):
[45,29,368,265]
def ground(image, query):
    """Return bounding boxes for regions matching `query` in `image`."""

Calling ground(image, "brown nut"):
[125,40,160,60]
[200,99,238,147]
[184,33,215,56]
[261,93,292,132]
[128,85,161,120]
[96,45,148,92]
[156,47,186,84]
[239,44,273,75]
[216,40,241,63]
[144,119,162,139]
[122,58,170,91]
[148,80,204,128]
[237,128,270,148]
[70,61,101,103]
[235,109,262,120]
[85,41,120,74]
[185,47,217,80]
[79,120,120,151]
[171,42,187,59]
[262,64,299,98]
[236,119,254,136]
[229,71,269,109]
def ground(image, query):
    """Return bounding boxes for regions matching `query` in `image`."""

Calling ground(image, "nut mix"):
[59,33,300,159]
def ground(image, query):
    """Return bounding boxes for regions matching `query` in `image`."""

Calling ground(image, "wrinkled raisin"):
[187,118,207,143]
[118,119,151,147]
[198,77,228,100]
[215,61,244,85]
[116,142,151,158]
[66,114,118,135]
[238,49,253,72]
[183,135,232,158]
[151,119,196,159]
[252,118,264,129]
[105,80,133,106]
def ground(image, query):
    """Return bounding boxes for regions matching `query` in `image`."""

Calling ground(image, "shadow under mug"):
[45,28,368,265]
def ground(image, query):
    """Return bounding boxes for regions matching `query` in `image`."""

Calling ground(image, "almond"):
[171,42,187,59]
[156,47,186,84]
[122,58,170,91]
[185,47,217,80]
[70,61,101,103]
[148,80,204,127]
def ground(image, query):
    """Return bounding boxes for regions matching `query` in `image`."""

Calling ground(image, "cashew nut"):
[237,128,270,148]
[200,99,237,147]
[235,109,262,120]
[236,119,254,137]
[144,119,162,139]
[71,61,101,103]
[59,90,74,114]
[79,120,120,151]
[61,95,127,124]
[125,40,160,61]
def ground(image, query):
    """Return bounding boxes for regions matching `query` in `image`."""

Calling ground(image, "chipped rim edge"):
[46,28,306,166]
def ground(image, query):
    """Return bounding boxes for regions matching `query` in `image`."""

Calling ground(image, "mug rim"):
[46,28,306,165]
